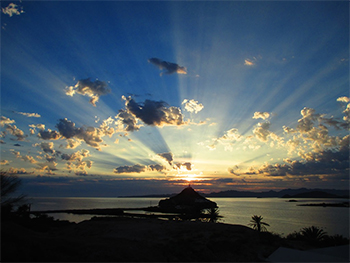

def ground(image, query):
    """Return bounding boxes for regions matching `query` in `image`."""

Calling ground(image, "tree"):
[248,215,270,232]
[1,171,26,212]
[300,226,328,243]
[204,207,221,223]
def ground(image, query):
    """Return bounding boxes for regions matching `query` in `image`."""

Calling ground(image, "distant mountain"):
[205,188,349,198]
[281,191,340,198]
[119,188,349,198]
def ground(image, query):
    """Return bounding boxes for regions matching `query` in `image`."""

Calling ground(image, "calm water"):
[30,197,349,238]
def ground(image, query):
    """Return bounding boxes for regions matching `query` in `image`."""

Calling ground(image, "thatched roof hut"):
[158,186,217,213]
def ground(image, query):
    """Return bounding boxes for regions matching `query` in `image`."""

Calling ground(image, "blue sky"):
[1,1,349,196]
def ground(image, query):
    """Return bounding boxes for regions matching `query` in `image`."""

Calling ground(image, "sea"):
[29,197,349,238]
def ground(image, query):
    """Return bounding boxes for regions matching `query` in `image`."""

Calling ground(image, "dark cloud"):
[56,118,104,149]
[157,152,173,165]
[148,164,166,172]
[124,96,185,127]
[174,162,192,171]
[38,129,60,140]
[114,164,146,174]
[56,118,78,139]
[36,142,55,154]
[65,78,110,106]
[148,58,187,76]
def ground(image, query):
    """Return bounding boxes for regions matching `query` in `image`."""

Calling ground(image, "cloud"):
[114,164,146,174]
[14,111,41,118]
[296,107,320,133]
[253,122,271,142]
[182,99,204,114]
[115,109,141,132]
[0,117,26,140]
[0,160,9,165]
[0,116,15,126]
[5,124,27,141]
[2,3,24,17]
[29,124,45,135]
[62,149,92,174]
[56,118,104,149]
[244,59,255,66]
[253,112,270,120]
[174,162,192,171]
[61,149,90,162]
[157,152,173,165]
[35,142,55,154]
[7,167,31,174]
[12,150,37,164]
[38,129,61,140]
[64,139,82,149]
[65,78,110,106]
[244,56,261,67]
[337,96,350,122]
[122,96,186,127]
[21,155,37,164]
[148,164,166,172]
[235,135,349,178]
[148,58,187,76]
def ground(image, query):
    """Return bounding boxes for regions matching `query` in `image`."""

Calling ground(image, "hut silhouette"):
[158,185,217,213]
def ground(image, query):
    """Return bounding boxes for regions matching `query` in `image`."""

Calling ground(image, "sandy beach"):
[2,216,283,262]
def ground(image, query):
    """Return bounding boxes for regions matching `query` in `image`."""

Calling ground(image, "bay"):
[29,197,349,238]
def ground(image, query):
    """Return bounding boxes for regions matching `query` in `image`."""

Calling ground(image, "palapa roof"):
[158,186,217,211]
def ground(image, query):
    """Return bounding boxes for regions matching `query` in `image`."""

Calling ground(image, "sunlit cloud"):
[14,111,41,118]
[29,124,45,135]
[253,122,272,142]
[148,58,187,76]
[0,160,10,165]
[244,59,255,66]
[7,167,32,174]
[174,162,192,171]
[0,116,15,126]
[337,96,350,122]
[65,78,111,106]
[252,111,270,120]
[2,3,24,17]
[182,99,204,114]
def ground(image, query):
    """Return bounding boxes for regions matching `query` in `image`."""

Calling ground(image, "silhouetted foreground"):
[2,215,349,262]
[1,217,275,262]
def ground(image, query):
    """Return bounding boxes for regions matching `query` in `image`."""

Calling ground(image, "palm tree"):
[248,215,270,232]
[300,226,328,243]
[205,207,221,223]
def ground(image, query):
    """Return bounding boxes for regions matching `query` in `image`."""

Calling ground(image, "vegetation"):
[248,215,270,232]
[203,207,221,223]
[1,171,28,220]
[285,225,349,247]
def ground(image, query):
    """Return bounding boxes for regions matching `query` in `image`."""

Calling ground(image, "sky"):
[1,1,349,197]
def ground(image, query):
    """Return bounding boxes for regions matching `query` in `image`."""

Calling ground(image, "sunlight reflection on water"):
[30,197,349,237]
